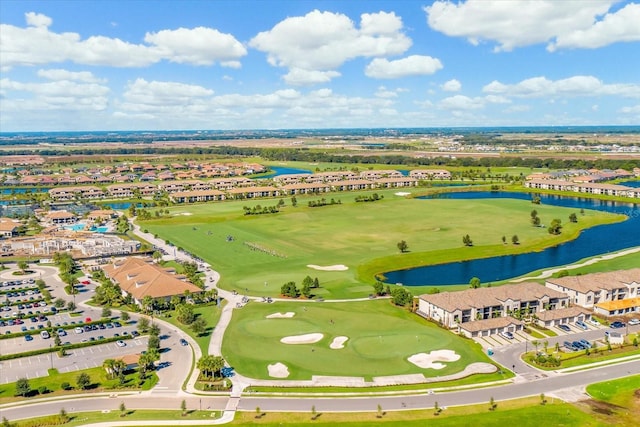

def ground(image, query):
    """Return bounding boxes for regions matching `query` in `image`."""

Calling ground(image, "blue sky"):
[1,0,639,131]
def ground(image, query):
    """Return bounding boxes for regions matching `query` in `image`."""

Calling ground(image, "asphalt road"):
[2,359,638,421]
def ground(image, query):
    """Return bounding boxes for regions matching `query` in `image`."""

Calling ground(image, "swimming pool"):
[64,224,109,233]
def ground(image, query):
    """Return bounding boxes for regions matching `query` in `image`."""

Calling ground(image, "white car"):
[116,340,126,347]
[588,318,600,326]
[629,319,640,326]
[74,327,83,334]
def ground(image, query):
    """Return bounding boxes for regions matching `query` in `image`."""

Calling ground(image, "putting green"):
[222,300,491,381]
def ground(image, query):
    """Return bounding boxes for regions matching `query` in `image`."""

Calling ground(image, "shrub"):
[60,382,71,390]
[38,386,49,395]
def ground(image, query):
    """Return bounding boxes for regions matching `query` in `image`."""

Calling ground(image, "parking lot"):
[475,319,610,349]
[0,337,149,384]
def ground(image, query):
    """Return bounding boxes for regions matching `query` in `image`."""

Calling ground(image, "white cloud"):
[425,0,624,52]
[0,12,246,69]
[439,95,484,110]
[483,75,640,98]
[441,79,461,92]
[0,77,110,111]
[25,11,51,28]
[144,27,247,66]
[365,55,443,79]
[283,68,340,86]
[37,69,105,84]
[122,79,214,107]
[619,105,640,114]
[549,3,640,51]
[249,10,412,84]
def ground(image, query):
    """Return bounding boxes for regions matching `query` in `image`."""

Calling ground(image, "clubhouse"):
[102,257,202,305]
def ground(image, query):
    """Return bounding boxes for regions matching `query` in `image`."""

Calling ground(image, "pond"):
[383,191,640,286]
[253,166,312,179]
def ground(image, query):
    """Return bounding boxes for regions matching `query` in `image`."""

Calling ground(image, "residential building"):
[545,269,640,309]
[418,282,569,331]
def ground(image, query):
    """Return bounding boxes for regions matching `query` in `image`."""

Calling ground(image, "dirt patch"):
[580,398,625,416]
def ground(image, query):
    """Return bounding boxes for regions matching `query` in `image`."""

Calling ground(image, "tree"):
[120,311,130,322]
[390,288,412,306]
[191,317,207,336]
[197,355,225,379]
[66,301,76,312]
[377,404,383,418]
[176,304,195,325]
[512,235,519,245]
[59,408,69,423]
[147,335,161,350]
[489,396,496,411]
[301,281,312,298]
[397,240,408,253]
[373,281,384,296]
[462,234,473,246]
[548,218,562,235]
[17,260,29,274]
[501,236,506,244]
[137,316,150,332]
[15,378,31,397]
[149,323,161,337]
[569,213,578,223]
[76,372,91,390]
[281,281,299,298]
[469,277,481,289]
[291,196,297,207]
[531,209,541,227]
[152,251,162,263]
[141,295,154,314]
[54,298,66,308]
[101,307,112,319]
[181,399,187,416]
[119,401,127,417]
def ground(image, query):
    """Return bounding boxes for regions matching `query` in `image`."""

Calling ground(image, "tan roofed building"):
[102,257,202,305]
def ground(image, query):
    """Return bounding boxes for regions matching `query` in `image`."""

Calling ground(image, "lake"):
[383,191,640,286]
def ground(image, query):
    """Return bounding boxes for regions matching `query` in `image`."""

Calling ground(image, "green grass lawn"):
[222,300,491,381]
[0,366,158,402]
[139,188,622,299]
[162,301,225,355]
[586,374,640,404]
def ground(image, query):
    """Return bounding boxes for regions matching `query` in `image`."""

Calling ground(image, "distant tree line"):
[3,145,638,171]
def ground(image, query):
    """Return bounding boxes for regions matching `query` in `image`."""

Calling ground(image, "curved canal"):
[384,191,640,286]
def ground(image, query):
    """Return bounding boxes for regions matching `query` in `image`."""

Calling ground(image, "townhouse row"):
[417,268,640,338]
[524,179,640,198]
[47,169,453,202]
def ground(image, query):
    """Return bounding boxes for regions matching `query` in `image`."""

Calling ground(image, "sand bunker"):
[329,336,348,349]
[174,212,193,216]
[307,264,348,271]
[280,333,324,344]
[267,362,290,378]
[395,192,410,196]
[407,349,461,370]
[266,312,296,319]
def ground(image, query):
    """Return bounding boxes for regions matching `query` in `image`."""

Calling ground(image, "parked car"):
[588,318,600,326]
[610,321,625,329]
[116,340,126,347]
[578,339,592,349]
[24,334,33,341]
[575,320,588,330]
[180,338,188,346]
[563,341,577,351]
[40,331,50,339]
[557,324,571,332]
[572,340,586,350]
[628,319,639,326]
[74,327,83,334]
[500,331,514,340]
